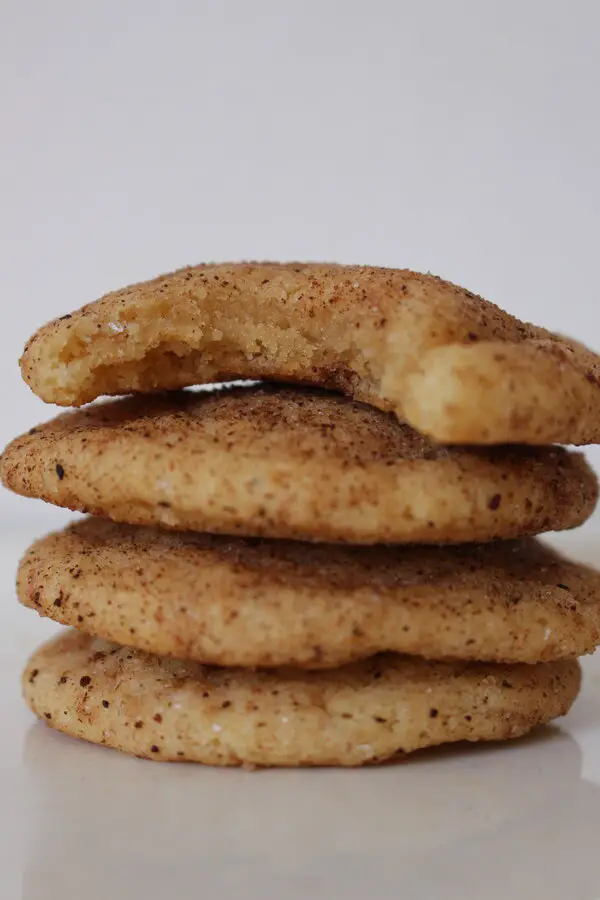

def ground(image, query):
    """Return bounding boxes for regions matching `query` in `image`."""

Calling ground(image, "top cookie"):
[20,262,600,445]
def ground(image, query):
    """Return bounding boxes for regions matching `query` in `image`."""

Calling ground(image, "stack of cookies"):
[3,263,600,767]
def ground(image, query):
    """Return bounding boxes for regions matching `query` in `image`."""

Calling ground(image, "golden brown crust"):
[2,386,597,544]
[23,629,581,766]
[20,262,600,445]
[19,519,600,666]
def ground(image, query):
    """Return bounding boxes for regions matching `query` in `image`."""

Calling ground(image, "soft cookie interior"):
[20,262,600,445]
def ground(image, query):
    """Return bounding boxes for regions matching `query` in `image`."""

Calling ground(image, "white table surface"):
[2,521,600,900]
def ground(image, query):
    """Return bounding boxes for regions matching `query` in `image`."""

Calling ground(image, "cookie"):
[1,386,596,544]
[23,630,581,766]
[19,519,600,666]
[20,262,600,445]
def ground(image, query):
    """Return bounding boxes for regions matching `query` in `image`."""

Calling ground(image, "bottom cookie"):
[23,630,581,767]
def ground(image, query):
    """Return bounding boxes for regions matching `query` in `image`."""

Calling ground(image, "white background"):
[1,0,600,529]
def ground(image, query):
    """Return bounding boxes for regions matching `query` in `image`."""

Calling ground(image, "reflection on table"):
[21,722,600,900]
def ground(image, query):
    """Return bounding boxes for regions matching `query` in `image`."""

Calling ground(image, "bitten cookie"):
[23,630,581,767]
[20,262,600,445]
[19,519,600,666]
[1,386,597,544]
